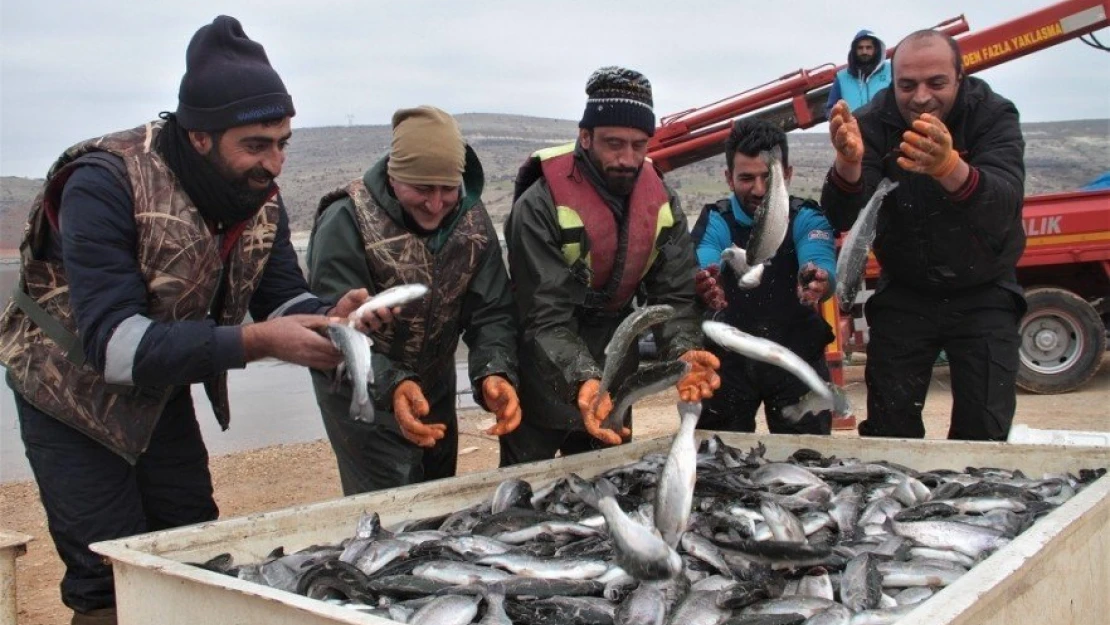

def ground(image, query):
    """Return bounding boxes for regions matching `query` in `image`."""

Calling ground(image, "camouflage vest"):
[533,144,675,312]
[315,180,493,378]
[0,121,279,462]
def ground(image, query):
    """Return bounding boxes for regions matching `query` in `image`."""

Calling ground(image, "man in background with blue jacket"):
[692,119,837,434]
[825,30,892,116]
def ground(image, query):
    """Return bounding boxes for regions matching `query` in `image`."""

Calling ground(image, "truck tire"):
[1016,287,1106,394]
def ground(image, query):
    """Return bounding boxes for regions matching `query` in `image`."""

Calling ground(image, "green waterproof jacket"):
[506,149,701,431]
[307,146,518,415]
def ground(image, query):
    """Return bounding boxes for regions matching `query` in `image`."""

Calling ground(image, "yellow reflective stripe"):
[556,205,586,266]
[533,142,576,160]
[643,202,675,277]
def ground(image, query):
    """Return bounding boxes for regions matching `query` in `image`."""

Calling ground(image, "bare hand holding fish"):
[394,380,445,448]
[243,314,343,370]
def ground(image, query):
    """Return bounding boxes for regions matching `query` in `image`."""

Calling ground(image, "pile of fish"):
[191,423,1104,625]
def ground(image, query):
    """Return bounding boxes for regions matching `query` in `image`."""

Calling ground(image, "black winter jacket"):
[821,76,1026,294]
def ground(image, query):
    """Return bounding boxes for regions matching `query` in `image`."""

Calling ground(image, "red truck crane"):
[648,0,1110,396]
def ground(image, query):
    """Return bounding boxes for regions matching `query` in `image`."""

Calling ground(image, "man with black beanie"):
[500,66,720,466]
[0,16,381,624]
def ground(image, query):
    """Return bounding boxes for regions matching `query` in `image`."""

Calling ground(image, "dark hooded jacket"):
[825,30,892,115]
[821,76,1026,295]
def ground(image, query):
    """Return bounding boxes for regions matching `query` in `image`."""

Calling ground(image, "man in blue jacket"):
[693,119,837,434]
[825,30,892,116]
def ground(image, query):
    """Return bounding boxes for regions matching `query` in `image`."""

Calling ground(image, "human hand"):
[897,113,960,178]
[828,100,864,165]
[677,350,721,402]
[329,289,396,334]
[393,380,445,448]
[578,379,621,445]
[481,376,521,436]
[242,314,342,370]
[797,262,831,306]
[695,265,727,311]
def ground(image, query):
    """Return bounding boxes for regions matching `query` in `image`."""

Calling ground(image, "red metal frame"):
[647,0,1110,172]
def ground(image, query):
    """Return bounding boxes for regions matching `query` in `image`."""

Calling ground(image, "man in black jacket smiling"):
[821,29,1026,441]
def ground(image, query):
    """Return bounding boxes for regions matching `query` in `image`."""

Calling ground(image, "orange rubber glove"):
[828,100,864,165]
[481,376,521,436]
[393,380,445,448]
[677,350,722,402]
[578,379,622,445]
[898,113,960,179]
[695,265,727,311]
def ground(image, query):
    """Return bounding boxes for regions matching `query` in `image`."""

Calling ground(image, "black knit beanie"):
[175,16,295,131]
[578,66,655,137]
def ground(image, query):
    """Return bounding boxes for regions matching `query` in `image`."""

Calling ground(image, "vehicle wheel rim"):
[1019,307,1084,375]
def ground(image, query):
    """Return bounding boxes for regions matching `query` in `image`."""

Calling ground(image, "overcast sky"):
[2,0,1108,177]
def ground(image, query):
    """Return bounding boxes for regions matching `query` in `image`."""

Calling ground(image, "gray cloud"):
[2,0,1108,176]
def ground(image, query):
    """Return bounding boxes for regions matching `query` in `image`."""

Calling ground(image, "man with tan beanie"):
[307,106,520,494]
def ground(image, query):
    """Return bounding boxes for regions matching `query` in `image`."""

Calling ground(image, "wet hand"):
[242,314,342,370]
[393,380,445,448]
[797,263,831,306]
[482,376,521,436]
[330,288,396,334]
[898,113,960,178]
[677,350,721,402]
[828,100,864,164]
[695,265,727,311]
[578,379,622,445]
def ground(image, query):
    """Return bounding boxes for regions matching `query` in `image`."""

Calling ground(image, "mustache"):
[244,166,276,182]
[605,166,638,176]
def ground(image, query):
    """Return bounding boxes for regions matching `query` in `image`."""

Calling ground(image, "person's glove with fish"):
[897,113,962,180]
[796,262,831,306]
[393,380,446,448]
[695,265,727,311]
[579,379,622,445]
[676,350,721,402]
[481,376,521,436]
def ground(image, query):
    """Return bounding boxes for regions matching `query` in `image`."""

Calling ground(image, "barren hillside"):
[1,115,1105,250]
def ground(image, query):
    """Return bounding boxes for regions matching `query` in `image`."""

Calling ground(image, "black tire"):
[1016,287,1106,394]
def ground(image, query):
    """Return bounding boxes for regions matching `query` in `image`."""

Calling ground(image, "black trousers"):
[498,418,619,467]
[14,384,217,613]
[699,345,833,435]
[312,371,458,495]
[860,282,1023,440]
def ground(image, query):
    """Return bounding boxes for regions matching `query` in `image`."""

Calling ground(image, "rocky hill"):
[1,115,1106,250]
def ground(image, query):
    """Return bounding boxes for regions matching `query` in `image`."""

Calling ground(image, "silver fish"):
[759,500,807,543]
[615,581,667,625]
[350,283,429,322]
[603,360,689,434]
[572,475,683,581]
[477,591,512,625]
[841,552,883,612]
[654,402,700,547]
[876,560,967,588]
[491,478,534,515]
[720,245,765,289]
[891,519,1011,559]
[409,594,480,625]
[326,322,375,423]
[476,553,609,580]
[412,561,512,585]
[780,383,852,423]
[745,147,790,267]
[703,320,832,405]
[599,304,677,400]
[835,178,899,312]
